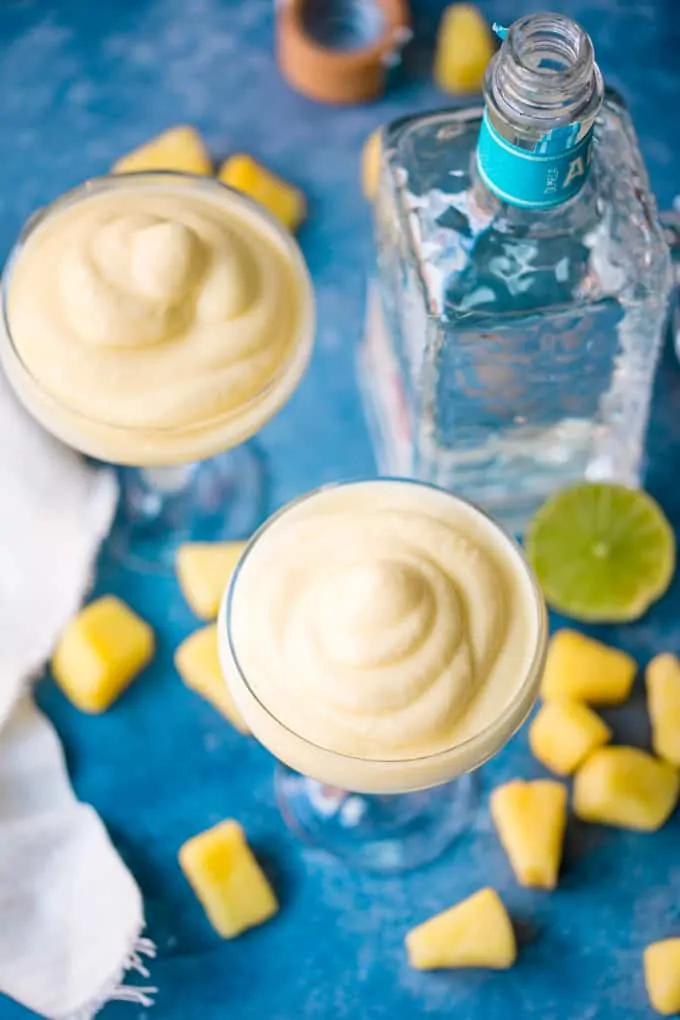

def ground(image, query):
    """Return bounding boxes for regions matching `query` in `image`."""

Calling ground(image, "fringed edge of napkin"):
[63,934,157,1020]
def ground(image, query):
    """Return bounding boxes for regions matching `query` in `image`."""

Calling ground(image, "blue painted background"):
[1,1,679,1017]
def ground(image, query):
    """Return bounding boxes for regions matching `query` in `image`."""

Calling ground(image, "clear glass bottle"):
[359,12,672,535]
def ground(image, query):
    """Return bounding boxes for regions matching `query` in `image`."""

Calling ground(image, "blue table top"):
[1,1,679,1017]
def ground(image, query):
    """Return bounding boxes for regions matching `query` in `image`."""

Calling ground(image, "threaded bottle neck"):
[477,13,604,209]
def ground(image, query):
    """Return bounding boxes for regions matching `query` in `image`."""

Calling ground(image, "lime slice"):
[526,483,676,623]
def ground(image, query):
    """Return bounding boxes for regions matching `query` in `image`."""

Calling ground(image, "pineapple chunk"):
[362,128,382,201]
[51,595,154,713]
[541,629,637,705]
[179,820,278,938]
[573,747,679,832]
[406,887,516,970]
[176,541,246,621]
[490,780,568,889]
[175,624,249,734]
[218,154,306,232]
[434,4,494,94]
[646,654,680,766]
[113,125,212,175]
[644,938,680,1016]
[529,700,611,775]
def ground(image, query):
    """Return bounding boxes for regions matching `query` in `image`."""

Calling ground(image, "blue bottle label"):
[476,110,594,209]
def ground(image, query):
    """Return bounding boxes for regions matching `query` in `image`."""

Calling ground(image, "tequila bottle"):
[359,12,672,535]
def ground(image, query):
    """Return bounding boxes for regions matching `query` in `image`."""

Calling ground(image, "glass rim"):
[223,476,549,770]
[0,170,315,437]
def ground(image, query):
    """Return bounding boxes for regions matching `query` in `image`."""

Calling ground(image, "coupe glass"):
[0,172,315,570]
[218,479,548,872]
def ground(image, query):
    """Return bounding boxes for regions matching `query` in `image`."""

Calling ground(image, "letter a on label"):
[563,156,585,188]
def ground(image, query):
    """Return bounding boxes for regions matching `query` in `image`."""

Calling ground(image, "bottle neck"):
[476,13,604,210]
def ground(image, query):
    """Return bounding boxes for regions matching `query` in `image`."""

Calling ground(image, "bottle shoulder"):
[381,97,671,321]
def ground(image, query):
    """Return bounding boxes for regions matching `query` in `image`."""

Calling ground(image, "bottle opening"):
[511,14,589,77]
[491,13,600,122]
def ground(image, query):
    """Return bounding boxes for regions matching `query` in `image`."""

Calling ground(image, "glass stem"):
[139,464,197,495]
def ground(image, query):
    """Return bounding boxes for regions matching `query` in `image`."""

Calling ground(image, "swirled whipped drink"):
[2,174,313,465]
[222,481,546,793]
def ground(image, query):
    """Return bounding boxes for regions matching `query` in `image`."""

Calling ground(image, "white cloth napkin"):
[0,368,154,1018]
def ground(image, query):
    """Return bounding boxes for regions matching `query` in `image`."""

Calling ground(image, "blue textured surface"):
[1,1,679,1017]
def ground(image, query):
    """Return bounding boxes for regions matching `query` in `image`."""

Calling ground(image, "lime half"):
[526,483,676,623]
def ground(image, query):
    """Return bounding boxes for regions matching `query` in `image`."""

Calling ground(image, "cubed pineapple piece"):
[362,128,382,201]
[434,4,494,94]
[646,654,680,766]
[176,541,246,620]
[573,747,679,831]
[51,596,154,713]
[529,700,611,775]
[175,624,249,733]
[112,125,212,175]
[218,154,306,232]
[541,629,637,705]
[179,820,278,938]
[644,938,680,1016]
[406,888,516,970]
[490,780,568,889]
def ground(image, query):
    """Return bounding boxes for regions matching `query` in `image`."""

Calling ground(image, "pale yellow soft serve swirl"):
[7,186,306,432]
[231,502,509,759]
